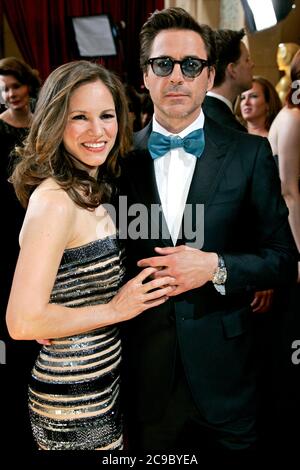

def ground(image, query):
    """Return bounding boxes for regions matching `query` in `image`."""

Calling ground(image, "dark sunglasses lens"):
[152,58,173,76]
[181,59,204,77]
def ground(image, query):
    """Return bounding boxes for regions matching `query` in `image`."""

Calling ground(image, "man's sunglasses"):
[147,57,211,78]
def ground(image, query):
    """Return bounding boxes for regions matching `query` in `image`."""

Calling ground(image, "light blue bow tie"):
[148,128,205,159]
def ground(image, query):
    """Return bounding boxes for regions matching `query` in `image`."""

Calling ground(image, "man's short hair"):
[213,29,245,87]
[139,7,216,73]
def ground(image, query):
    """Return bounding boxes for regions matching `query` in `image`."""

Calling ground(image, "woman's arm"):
[6,188,173,340]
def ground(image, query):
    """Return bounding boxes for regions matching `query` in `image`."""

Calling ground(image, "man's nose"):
[169,63,184,83]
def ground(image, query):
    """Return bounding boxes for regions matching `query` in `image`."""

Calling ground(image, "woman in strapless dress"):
[6,61,174,450]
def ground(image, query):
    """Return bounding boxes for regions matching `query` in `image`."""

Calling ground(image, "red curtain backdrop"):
[1,0,163,88]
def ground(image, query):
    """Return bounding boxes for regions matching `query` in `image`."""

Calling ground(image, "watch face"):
[214,268,227,284]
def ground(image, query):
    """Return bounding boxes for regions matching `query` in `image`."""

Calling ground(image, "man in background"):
[203,28,253,132]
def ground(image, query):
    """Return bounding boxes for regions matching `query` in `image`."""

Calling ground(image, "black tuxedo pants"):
[128,352,257,457]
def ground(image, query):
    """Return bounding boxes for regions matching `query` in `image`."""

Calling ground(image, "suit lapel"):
[178,118,230,246]
[186,128,228,206]
[131,125,173,246]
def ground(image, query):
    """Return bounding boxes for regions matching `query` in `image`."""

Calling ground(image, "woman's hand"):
[109,267,175,322]
[35,268,175,342]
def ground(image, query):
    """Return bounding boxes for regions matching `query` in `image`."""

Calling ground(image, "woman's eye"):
[101,113,115,120]
[72,114,86,120]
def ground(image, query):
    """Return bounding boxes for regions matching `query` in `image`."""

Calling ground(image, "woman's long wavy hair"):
[12,60,132,209]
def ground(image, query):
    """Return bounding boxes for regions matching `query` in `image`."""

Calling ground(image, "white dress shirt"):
[152,111,205,244]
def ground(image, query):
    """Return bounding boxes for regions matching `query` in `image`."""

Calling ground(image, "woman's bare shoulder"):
[270,106,300,138]
[276,106,300,124]
[28,178,76,218]
[19,178,77,247]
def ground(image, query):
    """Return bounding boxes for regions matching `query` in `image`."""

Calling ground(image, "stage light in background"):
[71,15,117,57]
[247,0,277,30]
[241,0,296,32]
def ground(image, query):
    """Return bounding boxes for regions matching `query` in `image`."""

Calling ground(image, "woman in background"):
[0,56,40,162]
[0,58,41,453]
[0,57,41,292]
[268,49,300,452]
[269,52,300,261]
[235,77,281,313]
[235,76,281,137]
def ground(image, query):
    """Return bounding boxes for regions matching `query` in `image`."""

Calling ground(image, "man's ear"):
[227,62,237,80]
[143,71,150,91]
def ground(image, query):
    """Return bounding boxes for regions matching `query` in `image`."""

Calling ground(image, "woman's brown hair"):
[0,56,41,98]
[235,76,282,131]
[11,60,132,209]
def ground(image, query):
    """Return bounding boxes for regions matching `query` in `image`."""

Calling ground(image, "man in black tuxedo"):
[120,7,297,458]
[202,28,252,132]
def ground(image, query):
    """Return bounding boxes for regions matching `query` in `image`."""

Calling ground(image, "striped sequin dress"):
[28,235,125,450]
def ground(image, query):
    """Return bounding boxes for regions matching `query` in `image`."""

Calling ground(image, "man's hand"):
[251,290,274,313]
[137,245,218,296]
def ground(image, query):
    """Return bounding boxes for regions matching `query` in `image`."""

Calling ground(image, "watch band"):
[218,255,226,270]
[212,254,227,295]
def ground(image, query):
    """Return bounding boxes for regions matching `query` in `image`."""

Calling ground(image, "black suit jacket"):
[120,116,297,425]
[203,95,246,132]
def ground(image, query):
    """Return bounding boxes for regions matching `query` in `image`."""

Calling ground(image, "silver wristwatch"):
[212,255,227,295]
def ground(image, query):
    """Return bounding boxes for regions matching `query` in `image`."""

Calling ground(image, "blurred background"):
[0,0,299,89]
